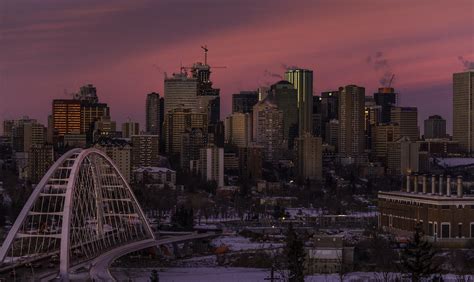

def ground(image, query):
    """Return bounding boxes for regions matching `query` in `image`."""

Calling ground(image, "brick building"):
[378,174,474,246]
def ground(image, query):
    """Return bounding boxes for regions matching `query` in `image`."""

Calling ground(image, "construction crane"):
[201,45,208,65]
[388,74,395,88]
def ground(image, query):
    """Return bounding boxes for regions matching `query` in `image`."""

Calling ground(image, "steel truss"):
[0,148,154,280]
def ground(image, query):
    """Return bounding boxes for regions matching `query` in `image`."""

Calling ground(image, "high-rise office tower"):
[52,99,81,137]
[269,80,298,149]
[131,135,160,170]
[312,96,322,137]
[320,90,339,142]
[164,72,199,114]
[453,70,474,154]
[80,101,109,139]
[121,121,140,138]
[285,69,313,135]
[374,87,398,123]
[224,112,252,148]
[387,136,419,175]
[76,84,98,103]
[338,85,365,157]
[46,115,54,144]
[200,146,224,187]
[252,99,284,163]
[232,91,259,113]
[296,133,322,181]
[390,107,419,141]
[92,116,117,141]
[3,120,14,137]
[27,144,54,184]
[94,138,132,182]
[146,92,162,135]
[364,97,382,150]
[372,123,400,162]
[325,119,339,149]
[10,117,46,152]
[53,85,109,144]
[163,107,208,156]
[180,128,206,170]
[193,62,220,125]
[424,115,446,139]
[238,146,263,182]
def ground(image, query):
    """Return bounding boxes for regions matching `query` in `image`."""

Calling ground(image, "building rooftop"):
[433,157,474,168]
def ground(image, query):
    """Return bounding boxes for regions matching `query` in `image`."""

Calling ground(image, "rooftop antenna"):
[201,45,208,65]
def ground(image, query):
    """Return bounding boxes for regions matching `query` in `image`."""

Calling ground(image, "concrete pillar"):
[422,175,427,194]
[414,174,418,193]
[406,174,411,193]
[446,175,451,197]
[431,175,436,194]
[457,176,463,198]
[438,174,443,196]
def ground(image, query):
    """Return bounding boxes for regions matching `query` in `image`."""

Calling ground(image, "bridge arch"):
[0,148,154,280]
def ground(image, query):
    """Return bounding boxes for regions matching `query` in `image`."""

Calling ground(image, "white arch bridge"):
[0,148,155,280]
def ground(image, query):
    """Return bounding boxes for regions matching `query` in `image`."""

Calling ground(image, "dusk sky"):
[0,0,473,134]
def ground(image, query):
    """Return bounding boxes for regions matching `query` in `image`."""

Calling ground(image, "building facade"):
[146,92,162,135]
[94,138,132,182]
[131,135,159,170]
[252,99,284,163]
[424,115,447,139]
[379,175,474,245]
[200,146,224,187]
[285,69,313,135]
[296,133,323,181]
[224,112,252,148]
[338,85,365,158]
[453,70,474,154]
[391,107,419,141]
[232,91,259,113]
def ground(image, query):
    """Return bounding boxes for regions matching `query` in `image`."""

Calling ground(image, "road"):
[89,232,216,281]
[39,232,216,281]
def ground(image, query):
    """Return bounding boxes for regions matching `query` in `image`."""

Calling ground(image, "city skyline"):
[1,0,473,133]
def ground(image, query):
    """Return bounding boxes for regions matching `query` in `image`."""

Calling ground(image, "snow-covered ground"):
[211,235,284,251]
[112,267,474,282]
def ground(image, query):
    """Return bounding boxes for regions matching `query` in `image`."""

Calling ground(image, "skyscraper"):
[163,107,208,155]
[338,85,365,157]
[285,69,313,135]
[424,115,446,139]
[224,112,252,148]
[164,72,198,114]
[131,135,160,170]
[374,87,398,123]
[180,128,206,170]
[252,99,284,163]
[27,144,54,184]
[121,121,140,138]
[94,138,132,182]
[200,146,224,187]
[52,99,81,137]
[390,107,419,141]
[312,96,322,137]
[10,117,46,152]
[146,92,161,135]
[296,133,322,181]
[453,70,474,154]
[76,84,98,103]
[320,90,339,142]
[269,80,298,148]
[232,91,259,113]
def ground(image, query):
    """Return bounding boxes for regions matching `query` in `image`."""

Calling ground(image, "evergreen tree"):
[150,269,159,282]
[285,224,305,282]
[400,224,439,281]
